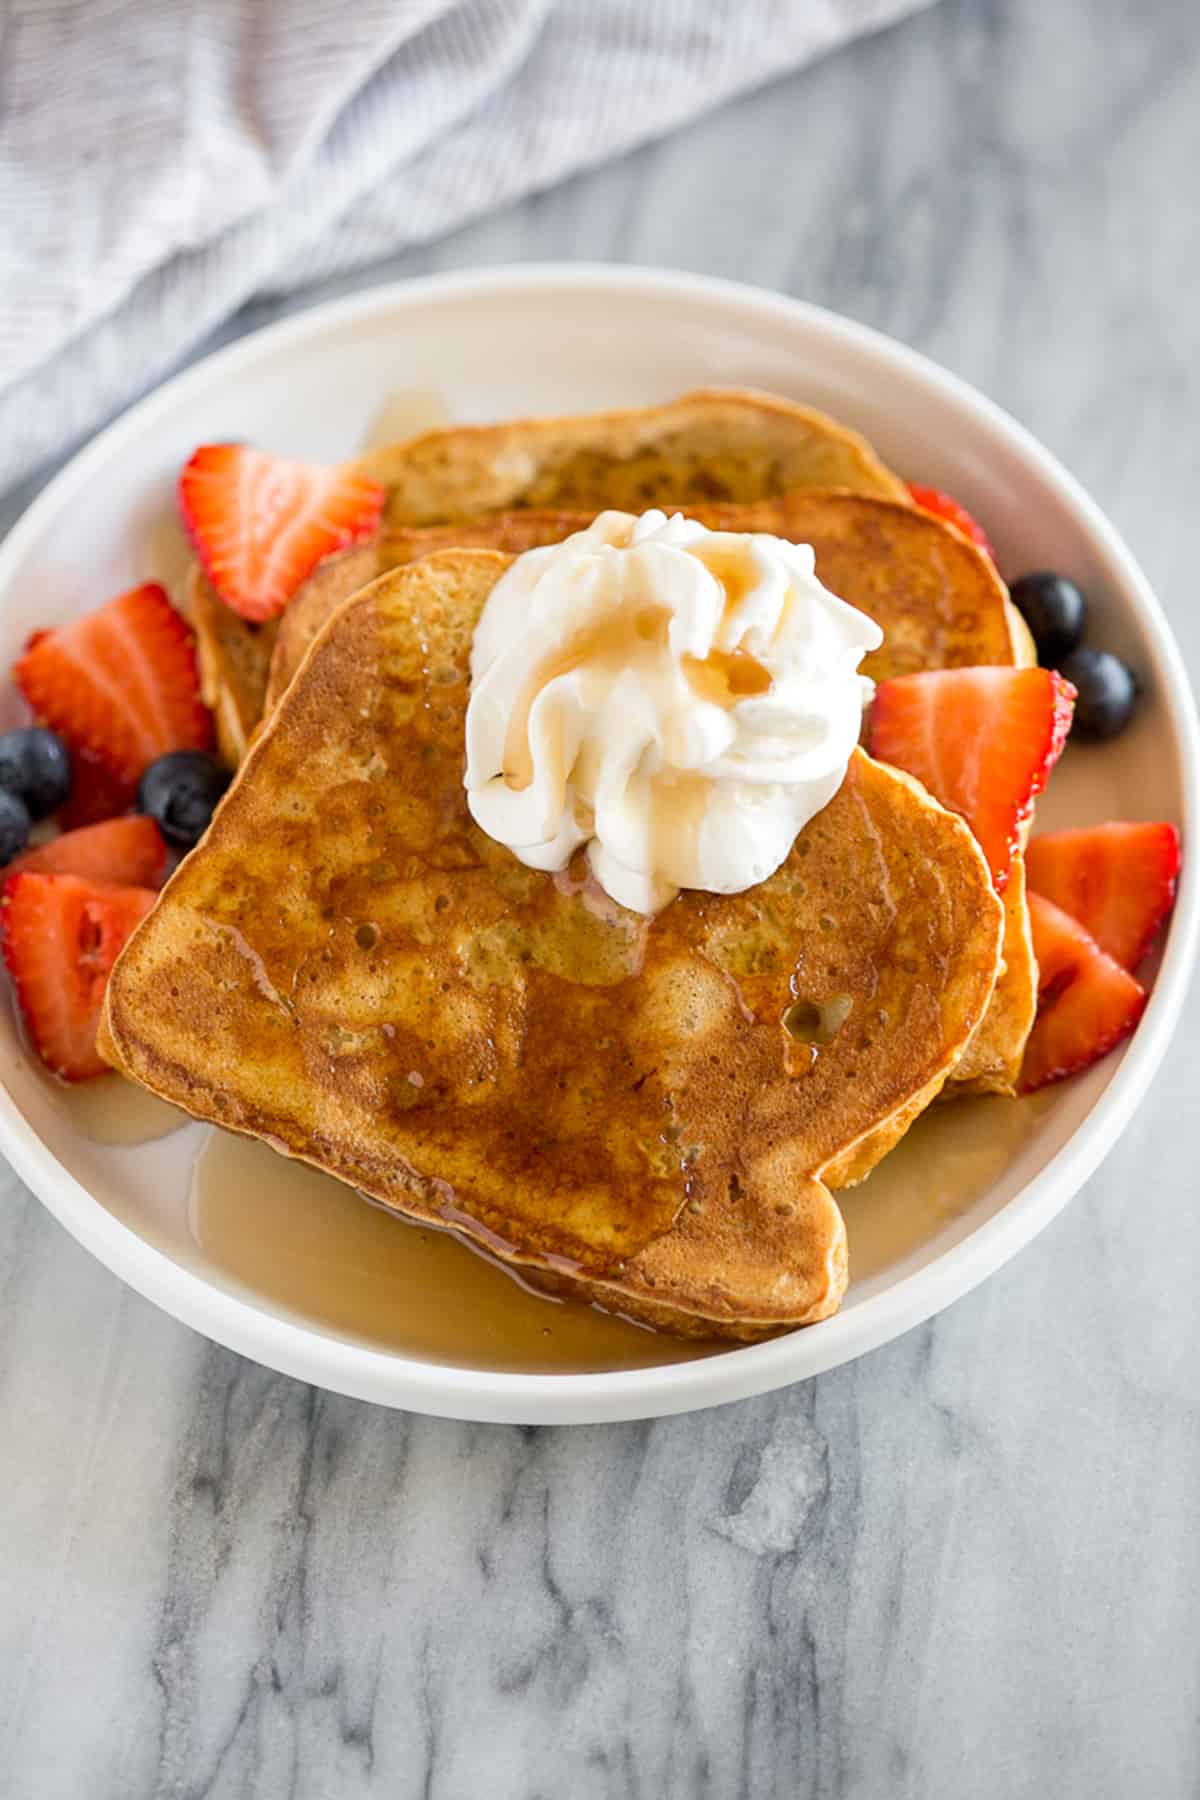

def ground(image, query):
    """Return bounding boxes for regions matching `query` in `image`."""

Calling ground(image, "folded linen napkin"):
[0,0,934,492]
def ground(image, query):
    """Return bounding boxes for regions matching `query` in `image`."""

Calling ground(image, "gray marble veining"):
[3,2,1200,1795]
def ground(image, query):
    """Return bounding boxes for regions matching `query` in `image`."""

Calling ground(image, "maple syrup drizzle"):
[499,547,771,793]
[501,606,671,792]
[183,1091,1038,1366]
[188,1129,715,1373]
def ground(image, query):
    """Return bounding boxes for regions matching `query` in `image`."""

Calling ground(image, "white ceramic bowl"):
[0,267,1195,1423]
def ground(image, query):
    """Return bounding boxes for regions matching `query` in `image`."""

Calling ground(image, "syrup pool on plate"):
[54,1075,1050,1370]
[49,1071,189,1145]
[46,1060,1051,1369]
[188,1128,716,1374]
[839,1090,1052,1280]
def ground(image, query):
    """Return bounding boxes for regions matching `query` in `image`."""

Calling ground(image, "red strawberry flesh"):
[178,444,384,622]
[867,666,1075,891]
[1026,821,1180,970]
[906,483,995,559]
[13,583,212,808]
[58,745,136,829]
[2,873,155,1081]
[13,817,167,888]
[1021,892,1146,1092]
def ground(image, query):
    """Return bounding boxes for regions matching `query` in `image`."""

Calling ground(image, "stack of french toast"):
[2,388,1177,1341]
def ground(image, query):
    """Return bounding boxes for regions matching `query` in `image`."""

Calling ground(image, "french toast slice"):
[351,385,909,524]
[947,850,1036,1095]
[260,494,1037,1097]
[266,492,1028,710]
[188,389,906,764]
[102,552,1004,1339]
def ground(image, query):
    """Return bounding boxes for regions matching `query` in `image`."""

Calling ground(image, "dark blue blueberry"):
[0,728,71,821]
[1009,572,1087,668]
[1061,647,1138,741]
[0,790,31,865]
[137,750,230,848]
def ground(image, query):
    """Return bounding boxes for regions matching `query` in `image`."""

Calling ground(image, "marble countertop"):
[4,2,1200,1794]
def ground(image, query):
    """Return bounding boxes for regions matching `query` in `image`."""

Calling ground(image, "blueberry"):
[1009,572,1087,668]
[137,751,230,848]
[0,790,30,865]
[0,728,71,821]
[1060,647,1138,741]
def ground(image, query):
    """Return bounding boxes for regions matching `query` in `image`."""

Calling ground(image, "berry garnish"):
[1026,821,1180,970]
[1060,647,1137,740]
[12,583,212,817]
[1,872,155,1081]
[13,817,167,889]
[1021,892,1147,1092]
[867,666,1075,890]
[0,728,71,821]
[0,791,30,866]
[178,445,385,623]
[137,750,230,849]
[906,484,994,559]
[57,744,138,830]
[1009,572,1086,668]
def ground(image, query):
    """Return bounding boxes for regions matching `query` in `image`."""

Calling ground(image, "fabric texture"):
[0,0,933,490]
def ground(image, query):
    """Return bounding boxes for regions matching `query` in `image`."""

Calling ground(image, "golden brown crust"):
[188,545,382,767]
[266,489,1016,709]
[265,514,578,711]
[942,603,1038,1094]
[353,386,908,525]
[517,1171,848,1339]
[945,851,1037,1096]
[185,564,279,768]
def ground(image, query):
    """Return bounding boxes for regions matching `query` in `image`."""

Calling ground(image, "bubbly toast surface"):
[266,492,1026,711]
[103,553,1004,1338]
[353,386,908,525]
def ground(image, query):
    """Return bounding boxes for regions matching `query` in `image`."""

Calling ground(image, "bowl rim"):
[1,262,1196,1424]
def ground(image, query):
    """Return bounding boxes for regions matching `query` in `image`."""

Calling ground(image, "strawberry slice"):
[57,745,137,829]
[2,873,155,1081]
[907,483,995,559]
[13,583,212,815]
[1027,821,1180,970]
[178,445,385,622]
[1021,892,1147,1091]
[13,817,167,888]
[867,667,1075,891]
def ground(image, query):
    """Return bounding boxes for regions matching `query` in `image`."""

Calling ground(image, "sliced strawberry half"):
[1021,892,1147,1092]
[13,817,167,888]
[13,583,212,817]
[2,873,155,1081]
[906,483,995,559]
[1027,821,1180,970]
[867,667,1076,891]
[56,744,138,829]
[178,444,385,623]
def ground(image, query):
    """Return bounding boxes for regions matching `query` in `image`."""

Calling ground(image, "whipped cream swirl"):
[463,509,882,915]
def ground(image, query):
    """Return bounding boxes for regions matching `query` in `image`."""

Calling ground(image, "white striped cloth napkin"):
[0,0,933,494]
